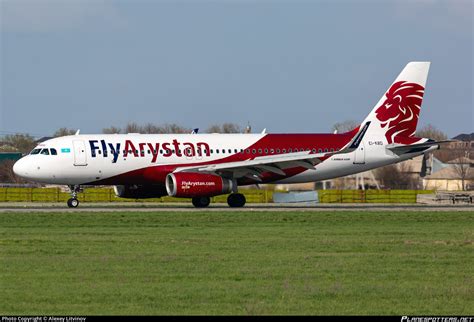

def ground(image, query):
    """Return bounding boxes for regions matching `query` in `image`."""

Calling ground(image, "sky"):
[0,0,472,138]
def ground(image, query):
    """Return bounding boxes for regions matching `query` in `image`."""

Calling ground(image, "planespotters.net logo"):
[402,317,474,322]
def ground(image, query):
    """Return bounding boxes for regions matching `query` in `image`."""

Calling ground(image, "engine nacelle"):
[166,173,233,198]
[114,184,167,199]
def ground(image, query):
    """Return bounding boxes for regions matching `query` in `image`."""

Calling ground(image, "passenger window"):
[246,149,250,154]
[282,149,286,153]
[252,149,256,154]
[40,149,49,155]
[258,149,262,154]
[312,148,316,153]
[216,149,219,154]
[270,149,274,154]
[330,148,334,152]
[264,149,268,153]
[318,148,322,153]
[276,149,280,153]
[288,148,292,153]
[324,148,328,152]
[228,149,232,153]
[50,148,57,155]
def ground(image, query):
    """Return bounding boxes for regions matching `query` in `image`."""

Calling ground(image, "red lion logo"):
[375,81,424,144]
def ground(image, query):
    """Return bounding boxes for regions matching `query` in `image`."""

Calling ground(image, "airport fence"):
[317,189,434,203]
[0,187,433,203]
[0,187,274,203]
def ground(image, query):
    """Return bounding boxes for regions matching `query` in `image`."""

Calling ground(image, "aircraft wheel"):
[192,196,211,208]
[227,193,246,208]
[67,198,79,208]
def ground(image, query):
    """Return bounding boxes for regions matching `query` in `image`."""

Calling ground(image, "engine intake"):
[166,172,233,198]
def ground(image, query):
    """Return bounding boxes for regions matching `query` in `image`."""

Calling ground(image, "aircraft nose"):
[13,158,29,179]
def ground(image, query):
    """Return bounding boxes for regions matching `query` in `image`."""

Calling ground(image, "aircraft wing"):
[174,151,328,181]
[173,122,372,181]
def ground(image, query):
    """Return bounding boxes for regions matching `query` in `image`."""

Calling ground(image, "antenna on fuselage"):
[75,130,81,135]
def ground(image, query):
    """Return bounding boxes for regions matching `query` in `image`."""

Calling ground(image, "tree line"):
[0,122,244,154]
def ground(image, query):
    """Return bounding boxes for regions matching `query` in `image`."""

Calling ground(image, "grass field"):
[0,210,473,315]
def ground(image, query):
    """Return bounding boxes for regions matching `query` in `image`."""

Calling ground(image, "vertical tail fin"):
[361,62,431,145]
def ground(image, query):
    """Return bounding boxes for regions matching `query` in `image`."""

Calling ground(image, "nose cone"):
[13,158,29,179]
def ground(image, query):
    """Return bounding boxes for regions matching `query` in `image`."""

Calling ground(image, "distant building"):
[423,163,474,191]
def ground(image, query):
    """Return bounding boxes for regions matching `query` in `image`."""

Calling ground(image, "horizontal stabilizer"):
[387,140,454,155]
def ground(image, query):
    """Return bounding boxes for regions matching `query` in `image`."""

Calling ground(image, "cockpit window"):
[50,148,58,155]
[40,149,50,155]
[30,149,41,155]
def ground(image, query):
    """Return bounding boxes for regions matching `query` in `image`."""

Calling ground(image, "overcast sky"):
[1,0,472,138]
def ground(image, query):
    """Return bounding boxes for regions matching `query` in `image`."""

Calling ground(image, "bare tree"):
[0,145,19,152]
[124,122,141,133]
[206,123,241,133]
[53,128,76,137]
[375,162,418,189]
[450,144,473,191]
[332,120,359,133]
[0,160,26,183]
[2,134,36,154]
[416,124,448,141]
[102,126,122,134]
[160,123,190,134]
[222,123,241,133]
[141,123,161,134]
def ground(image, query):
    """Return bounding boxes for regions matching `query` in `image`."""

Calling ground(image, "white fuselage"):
[13,133,429,187]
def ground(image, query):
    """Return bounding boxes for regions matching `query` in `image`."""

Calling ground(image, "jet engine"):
[166,172,233,198]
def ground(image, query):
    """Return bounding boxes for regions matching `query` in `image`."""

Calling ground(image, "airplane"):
[13,62,448,208]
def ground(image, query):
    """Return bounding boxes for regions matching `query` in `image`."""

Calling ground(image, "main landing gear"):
[227,193,246,208]
[191,193,246,208]
[67,185,82,208]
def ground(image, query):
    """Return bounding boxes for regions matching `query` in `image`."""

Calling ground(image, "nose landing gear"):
[67,185,82,208]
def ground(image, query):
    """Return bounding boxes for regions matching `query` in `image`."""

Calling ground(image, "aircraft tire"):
[67,198,79,208]
[227,193,246,208]
[192,196,211,208]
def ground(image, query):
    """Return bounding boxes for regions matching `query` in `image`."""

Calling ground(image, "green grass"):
[0,211,473,315]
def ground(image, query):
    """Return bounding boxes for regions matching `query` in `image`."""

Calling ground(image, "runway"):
[0,202,472,212]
